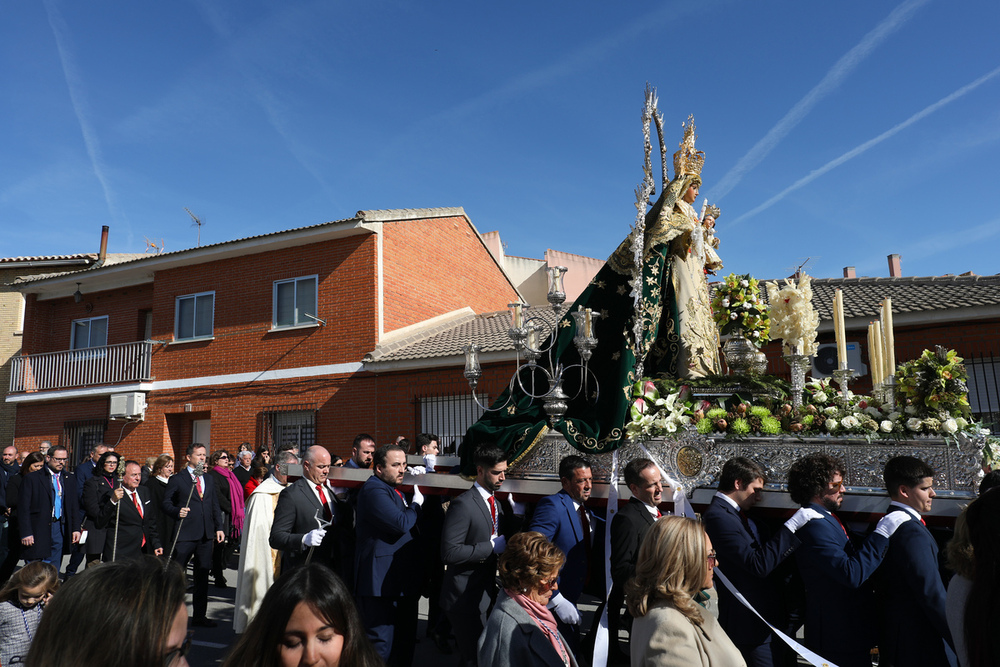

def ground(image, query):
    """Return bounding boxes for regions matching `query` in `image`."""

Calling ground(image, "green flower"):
[760,416,782,435]
[696,418,714,435]
[706,408,727,420]
[749,405,771,419]
[731,418,751,436]
[801,415,815,426]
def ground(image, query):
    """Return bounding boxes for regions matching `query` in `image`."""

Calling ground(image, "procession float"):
[332,87,994,526]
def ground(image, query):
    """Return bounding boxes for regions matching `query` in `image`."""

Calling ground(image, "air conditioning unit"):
[110,392,146,420]
[811,342,867,379]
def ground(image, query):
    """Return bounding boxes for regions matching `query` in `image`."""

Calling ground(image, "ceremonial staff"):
[166,461,205,563]
[303,508,333,565]
[110,457,126,561]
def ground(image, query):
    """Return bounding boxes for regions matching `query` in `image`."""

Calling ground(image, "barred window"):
[63,419,107,468]
[967,355,999,434]
[416,395,488,455]
[258,405,317,458]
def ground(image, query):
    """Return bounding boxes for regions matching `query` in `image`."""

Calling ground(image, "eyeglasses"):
[828,480,844,491]
[162,631,192,667]
[218,455,229,460]
[51,457,68,462]
[707,551,718,565]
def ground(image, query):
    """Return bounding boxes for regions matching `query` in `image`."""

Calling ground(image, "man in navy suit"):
[18,445,81,569]
[878,456,954,666]
[355,443,423,667]
[529,454,603,651]
[702,457,822,667]
[788,453,911,667]
[163,443,225,627]
[345,433,376,469]
[98,460,162,560]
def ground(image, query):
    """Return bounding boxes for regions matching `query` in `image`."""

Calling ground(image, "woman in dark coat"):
[81,451,120,567]
[143,454,175,550]
[208,450,235,587]
[0,453,45,582]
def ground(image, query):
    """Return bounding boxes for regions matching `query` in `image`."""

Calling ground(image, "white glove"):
[547,592,581,625]
[410,485,424,507]
[491,535,507,554]
[504,492,527,516]
[422,454,437,471]
[874,511,912,538]
[784,507,824,533]
[405,466,427,475]
[302,528,327,547]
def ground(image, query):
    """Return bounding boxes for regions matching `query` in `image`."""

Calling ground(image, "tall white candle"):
[882,297,895,376]
[873,320,884,385]
[833,289,847,368]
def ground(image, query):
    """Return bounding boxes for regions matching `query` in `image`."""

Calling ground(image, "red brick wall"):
[381,216,519,332]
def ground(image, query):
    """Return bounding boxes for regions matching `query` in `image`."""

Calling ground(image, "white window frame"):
[174,291,215,341]
[272,275,319,329]
[70,315,109,349]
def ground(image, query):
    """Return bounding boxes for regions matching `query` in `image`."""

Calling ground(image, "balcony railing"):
[9,340,154,393]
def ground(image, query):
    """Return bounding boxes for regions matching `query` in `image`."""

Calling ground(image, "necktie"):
[578,505,592,585]
[739,509,759,542]
[920,517,927,526]
[317,484,332,521]
[52,474,62,520]
[192,474,203,499]
[832,513,850,537]
[655,509,662,518]
[488,495,498,535]
[132,492,146,547]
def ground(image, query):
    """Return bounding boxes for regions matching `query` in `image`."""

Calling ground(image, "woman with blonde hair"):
[479,531,578,667]
[626,516,745,667]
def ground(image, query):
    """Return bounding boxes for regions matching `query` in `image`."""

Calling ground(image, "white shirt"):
[888,500,922,521]
[474,482,497,535]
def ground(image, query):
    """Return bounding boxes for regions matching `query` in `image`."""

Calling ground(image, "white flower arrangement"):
[906,417,924,432]
[825,418,839,432]
[626,383,691,439]
[942,418,959,434]
[841,415,859,429]
[813,391,828,404]
[765,273,820,356]
[880,420,894,433]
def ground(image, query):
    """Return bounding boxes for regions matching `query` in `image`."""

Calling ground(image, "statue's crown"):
[672,115,705,179]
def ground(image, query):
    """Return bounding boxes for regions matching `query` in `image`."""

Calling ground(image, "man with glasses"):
[788,453,911,667]
[18,444,81,569]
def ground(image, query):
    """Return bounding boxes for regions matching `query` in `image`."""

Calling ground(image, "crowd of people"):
[0,436,998,667]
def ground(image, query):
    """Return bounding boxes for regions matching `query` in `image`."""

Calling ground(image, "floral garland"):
[765,273,819,356]
[711,273,770,347]
[896,346,972,420]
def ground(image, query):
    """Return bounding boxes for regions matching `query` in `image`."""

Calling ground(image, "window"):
[174,292,214,340]
[71,316,108,349]
[273,276,318,328]
[257,405,316,457]
[418,395,488,455]
[968,356,1000,434]
[63,419,106,468]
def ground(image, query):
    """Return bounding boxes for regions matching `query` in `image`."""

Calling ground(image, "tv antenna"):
[143,236,165,254]
[784,257,816,280]
[184,208,205,247]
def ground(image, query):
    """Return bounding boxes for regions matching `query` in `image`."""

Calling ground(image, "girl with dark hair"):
[0,561,59,665]
[26,556,189,667]
[223,563,381,667]
[81,450,121,566]
[0,452,46,582]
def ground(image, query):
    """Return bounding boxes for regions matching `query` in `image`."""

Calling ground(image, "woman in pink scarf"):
[478,531,578,667]
[208,449,245,588]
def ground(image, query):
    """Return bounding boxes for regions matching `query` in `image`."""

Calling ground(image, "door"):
[191,419,211,451]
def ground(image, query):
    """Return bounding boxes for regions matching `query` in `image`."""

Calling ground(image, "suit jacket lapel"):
[474,491,493,531]
[561,491,583,542]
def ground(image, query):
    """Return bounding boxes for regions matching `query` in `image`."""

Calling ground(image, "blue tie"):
[52,474,62,520]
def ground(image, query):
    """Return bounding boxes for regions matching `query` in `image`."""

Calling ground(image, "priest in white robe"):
[233,449,297,632]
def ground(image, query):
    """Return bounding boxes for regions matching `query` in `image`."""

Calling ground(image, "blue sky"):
[2,0,999,281]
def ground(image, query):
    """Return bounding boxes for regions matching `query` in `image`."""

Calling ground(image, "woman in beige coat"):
[627,516,746,667]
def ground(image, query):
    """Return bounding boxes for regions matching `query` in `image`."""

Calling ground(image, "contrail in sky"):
[727,64,1000,227]
[43,0,131,243]
[707,0,931,203]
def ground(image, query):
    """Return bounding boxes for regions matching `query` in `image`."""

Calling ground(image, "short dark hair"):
[624,458,657,489]
[884,456,935,497]
[788,453,844,506]
[186,442,206,456]
[718,457,767,492]
[373,443,406,470]
[979,469,1000,496]
[222,564,381,667]
[559,455,592,481]
[48,445,68,457]
[474,443,507,470]
[415,433,439,453]
[353,433,375,450]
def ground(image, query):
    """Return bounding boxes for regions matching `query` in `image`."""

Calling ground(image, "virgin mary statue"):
[462,116,722,471]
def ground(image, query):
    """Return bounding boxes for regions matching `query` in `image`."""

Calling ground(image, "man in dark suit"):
[18,445,81,569]
[98,460,162,560]
[608,458,665,662]
[163,443,225,627]
[529,454,603,651]
[878,456,954,666]
[65,442,108,576]
[270,445,346,575]
[0,445,15,566]
[702,456,822,667]
[441,443,517,667]
[355,443,423,667]
[345,433,376,469]
[788,453,911,667]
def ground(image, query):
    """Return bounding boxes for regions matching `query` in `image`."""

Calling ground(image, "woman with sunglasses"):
[25,555,190,667]
[627,516,745,667]
[209,449,244,588]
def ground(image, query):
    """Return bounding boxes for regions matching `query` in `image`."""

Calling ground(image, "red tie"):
[920,517,927,526]
[656,509,662,518]
[316,485,332,521]
[132,492,145,547]
[488,496,498,535]
[833,514,850,537]
[194,475,203,499]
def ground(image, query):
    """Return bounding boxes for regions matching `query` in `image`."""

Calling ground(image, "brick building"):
[5,208,520,465]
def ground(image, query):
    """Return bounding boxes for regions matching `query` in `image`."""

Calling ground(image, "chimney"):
[887,253,902,278]
[843,266,856,279]
[98,225,109,264]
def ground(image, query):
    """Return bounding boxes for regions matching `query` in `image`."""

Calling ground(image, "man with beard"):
[355,443,423,667]
[440,443,518,667]
[788,453,910,667]
[345,433,376,469]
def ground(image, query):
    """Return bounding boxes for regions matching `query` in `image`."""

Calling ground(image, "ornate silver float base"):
[507,430,984,498]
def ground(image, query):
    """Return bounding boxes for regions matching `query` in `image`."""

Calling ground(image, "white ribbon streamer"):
[590,449,619,667]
